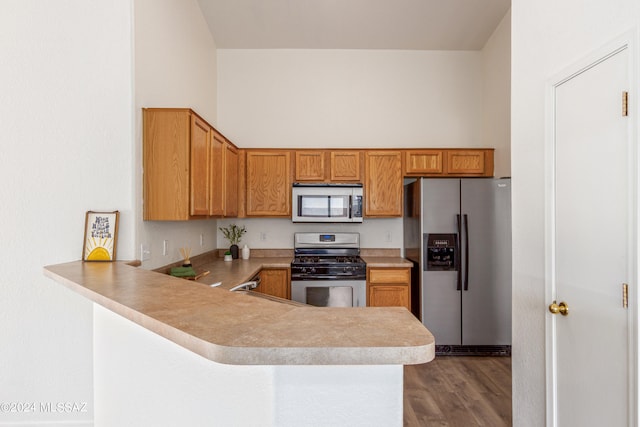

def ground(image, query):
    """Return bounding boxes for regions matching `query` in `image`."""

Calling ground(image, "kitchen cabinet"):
[143,108,206,220]
[294,150,362,182]
[143,108,239,220]
[190,115,211,216]
[445,149,493,176]
[209,131,224,216]
[364,151,403,217]
[295,150,325,181]
[404,149,494,177]
[330,151,361,181]
[223,142,239,217]
[254,268,291,300]
[404,150,444,175]
[245,150,292,217]
[367,267,411,311]
[210,131,239,217]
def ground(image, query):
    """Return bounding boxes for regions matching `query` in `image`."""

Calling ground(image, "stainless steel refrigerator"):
[403,178,511,354]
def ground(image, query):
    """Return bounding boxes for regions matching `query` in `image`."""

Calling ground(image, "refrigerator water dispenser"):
[424,233,458,271]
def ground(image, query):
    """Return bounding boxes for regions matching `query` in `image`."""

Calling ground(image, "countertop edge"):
[43,261,435,366]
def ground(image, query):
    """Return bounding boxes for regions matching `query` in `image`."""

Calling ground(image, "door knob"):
[549,301,569,316]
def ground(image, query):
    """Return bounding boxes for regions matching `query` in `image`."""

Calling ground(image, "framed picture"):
[82,211,119,261]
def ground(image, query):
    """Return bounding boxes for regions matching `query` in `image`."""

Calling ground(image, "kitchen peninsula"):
[44,260,434,426]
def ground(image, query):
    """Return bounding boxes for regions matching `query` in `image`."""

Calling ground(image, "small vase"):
[230,244,239,259]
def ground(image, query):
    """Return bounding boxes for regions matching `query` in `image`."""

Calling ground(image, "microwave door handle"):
[349,195,353,218]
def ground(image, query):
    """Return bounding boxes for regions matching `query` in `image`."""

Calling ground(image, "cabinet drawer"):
[368,268,410,284]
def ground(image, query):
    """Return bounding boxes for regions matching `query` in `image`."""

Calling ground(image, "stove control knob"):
[310,267,316,274]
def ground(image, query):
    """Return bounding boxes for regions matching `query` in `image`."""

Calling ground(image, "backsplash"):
[216,217,403,250]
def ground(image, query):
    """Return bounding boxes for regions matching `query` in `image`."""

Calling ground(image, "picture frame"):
[82,211,119,261]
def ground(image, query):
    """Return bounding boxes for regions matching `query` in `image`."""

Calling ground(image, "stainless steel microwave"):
[292,183,363,223]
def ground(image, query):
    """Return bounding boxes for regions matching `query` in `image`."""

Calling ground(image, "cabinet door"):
[224,143,239,217]
[143,109,191,220]
[190,115,210,216]
[404,150,443,175]
[364,151,403,217]
[209,131,224,216]
[445,150,490,175]
[254,268,290,299]
[330,151,361,182]
[295,151,325,181]
[369,285,410,309]
[246,151,292,217]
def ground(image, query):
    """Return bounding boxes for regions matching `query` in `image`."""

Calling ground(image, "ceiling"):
[197,0,511,50]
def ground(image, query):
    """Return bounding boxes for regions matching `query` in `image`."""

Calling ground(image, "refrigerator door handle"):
[456,214,462,291]
[463,213,470,291]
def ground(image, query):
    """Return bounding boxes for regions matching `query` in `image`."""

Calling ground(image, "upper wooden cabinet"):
[210,131,239,217]
[330,151,361,181]
[404,150,443,175]
[224,143,239,217]
[209,131,225,217]
[364,151,403,217]
[404,149,493,177]
[294,150,362,182]
[189,115,211,217]
[143,108,238,221]
[295,150,325,181]
[445,149,493,176]
[245,150,292,217]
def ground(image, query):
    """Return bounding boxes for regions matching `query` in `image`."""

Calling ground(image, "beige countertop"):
[191,257,292,289]
[44,260,434,366]
[362,256,413,268]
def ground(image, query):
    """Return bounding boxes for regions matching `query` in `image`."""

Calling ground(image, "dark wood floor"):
[404,356,512,427]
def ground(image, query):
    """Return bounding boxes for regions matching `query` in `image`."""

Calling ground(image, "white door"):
[549,45,633,426]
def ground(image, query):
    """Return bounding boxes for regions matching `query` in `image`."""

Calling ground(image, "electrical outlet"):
[200,234,204,247]
[260,232,267,241]
[163,240,169,256]
[140,244,151,261]
[385,231,392,242]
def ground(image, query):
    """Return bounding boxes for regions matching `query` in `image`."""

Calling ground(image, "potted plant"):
[219,224,246,259]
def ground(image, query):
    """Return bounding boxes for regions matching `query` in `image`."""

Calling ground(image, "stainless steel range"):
[290,232,366,307]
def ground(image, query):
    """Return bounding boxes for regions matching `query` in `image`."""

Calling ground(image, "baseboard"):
[435,345,511,356]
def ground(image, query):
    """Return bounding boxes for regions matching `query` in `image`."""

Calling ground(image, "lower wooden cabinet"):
[367,267,411,311]
[253,268,291,299]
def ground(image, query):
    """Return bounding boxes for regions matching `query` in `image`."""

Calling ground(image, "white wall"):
[217,218,403,250]
[482,10,511,178]
[0,1,134,425]
[134,0,219,269]
[511,1,640,425]
[218,49,484,149]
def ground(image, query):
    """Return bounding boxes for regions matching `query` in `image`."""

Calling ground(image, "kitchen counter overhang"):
[44,261,434,366]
